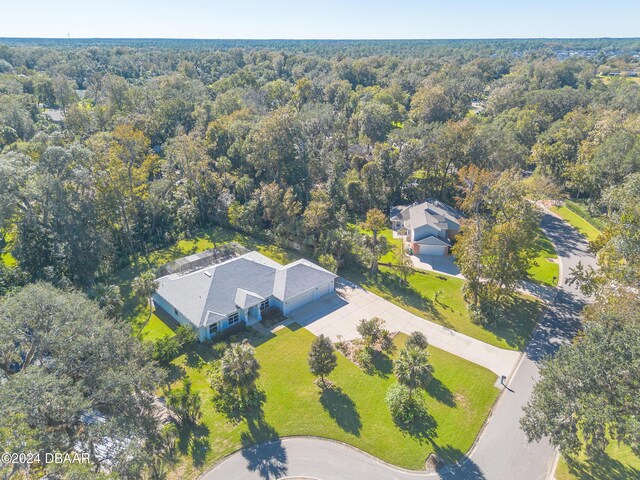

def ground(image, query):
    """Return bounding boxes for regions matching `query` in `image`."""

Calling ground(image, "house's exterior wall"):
[412,224,441,242]
[270,295,284,312]
[155,277,336,342]
[152,294,192,328]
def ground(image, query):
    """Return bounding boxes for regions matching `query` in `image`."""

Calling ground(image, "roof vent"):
[204,271,212,277]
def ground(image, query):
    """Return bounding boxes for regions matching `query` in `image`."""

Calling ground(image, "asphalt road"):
[451,210,597,480]
[202,209,597,480]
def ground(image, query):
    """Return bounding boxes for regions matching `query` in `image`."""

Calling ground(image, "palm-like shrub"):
[393,346,434,398]
[220,341,261,398]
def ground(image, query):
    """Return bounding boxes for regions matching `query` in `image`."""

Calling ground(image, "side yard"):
[166,326,500,479]
[549,205,601,244]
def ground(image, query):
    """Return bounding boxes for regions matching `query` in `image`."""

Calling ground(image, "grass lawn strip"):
[527,228,560,286]
[549,205,601,244]
[343,266,540,351]
[555,440,640,480]
[166,326,500,478]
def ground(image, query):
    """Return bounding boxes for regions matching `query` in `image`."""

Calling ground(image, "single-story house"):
[153,251,337,341]
[391,200,463,256]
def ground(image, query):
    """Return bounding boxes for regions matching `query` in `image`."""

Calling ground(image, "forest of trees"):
[1,39,639,290]
[1,38,639,476]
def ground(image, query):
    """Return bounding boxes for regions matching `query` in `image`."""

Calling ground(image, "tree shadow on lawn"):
[164,363,187,384]
[319,385,362,436]
[240,417,288,480]
[370,351,393,378]
[370,270,444,323]
[484,296,540,351]
[392,400,438,445]
[177,421,211,468]
[426,378,456,408]
[564,452,640,480]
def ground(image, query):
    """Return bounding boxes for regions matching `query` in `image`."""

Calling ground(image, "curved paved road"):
[202,209,596,480]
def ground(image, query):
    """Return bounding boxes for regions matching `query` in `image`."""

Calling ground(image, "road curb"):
[198,435,433,479]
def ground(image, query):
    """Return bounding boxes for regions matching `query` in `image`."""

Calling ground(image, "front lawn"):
[343,267,540,351]
[527,228,560,286]
[166,326,500,479]
[556,442,640,480]
[549,205,601,244]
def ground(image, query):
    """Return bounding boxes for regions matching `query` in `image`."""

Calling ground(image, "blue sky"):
[3,0,639,39]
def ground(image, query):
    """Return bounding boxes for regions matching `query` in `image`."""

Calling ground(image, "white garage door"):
[418,244,448,256]
[286,289,315,314]
[313,281,333,300]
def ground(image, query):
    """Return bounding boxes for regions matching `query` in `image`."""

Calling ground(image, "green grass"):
[140,312,177,341]
[549,205,601,244]
[166,326,499,479]
[343,266,541,351]
[357,227,403,263]
[1,229,17,267]
[556,441,640,480]
[527,228,560,286]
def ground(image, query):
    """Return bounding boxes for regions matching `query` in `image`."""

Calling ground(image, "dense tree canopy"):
[0,40,638,288]
[0,283,164,477]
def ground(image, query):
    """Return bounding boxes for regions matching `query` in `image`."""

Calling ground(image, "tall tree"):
[361,208,389,274]
[308,334,338,388]
[521,319,640,458]
[0,283,163,476]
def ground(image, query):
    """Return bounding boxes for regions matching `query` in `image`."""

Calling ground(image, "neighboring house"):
[153,251,337,341]
[390,200,463,255]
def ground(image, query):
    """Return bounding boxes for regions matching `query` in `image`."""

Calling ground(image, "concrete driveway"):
[410,254,463,278]
[285,279,520,378]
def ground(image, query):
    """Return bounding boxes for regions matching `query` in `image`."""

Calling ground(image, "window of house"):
[228,312,239,325]
[209,322,219,336]
[174,307,179,316]
[260,299,269,311]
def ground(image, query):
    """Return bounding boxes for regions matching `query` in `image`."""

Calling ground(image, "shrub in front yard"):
[386,383,413,420]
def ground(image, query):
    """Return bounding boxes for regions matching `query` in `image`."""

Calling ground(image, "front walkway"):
[284,279,521,378]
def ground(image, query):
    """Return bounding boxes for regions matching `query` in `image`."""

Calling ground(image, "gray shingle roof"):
[273,261,338,300]
[398,199,463,232]
[155,253,336,327]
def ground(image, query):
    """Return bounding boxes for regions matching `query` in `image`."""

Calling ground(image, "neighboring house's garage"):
[418,244,448,255]
[412,236,450,256]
